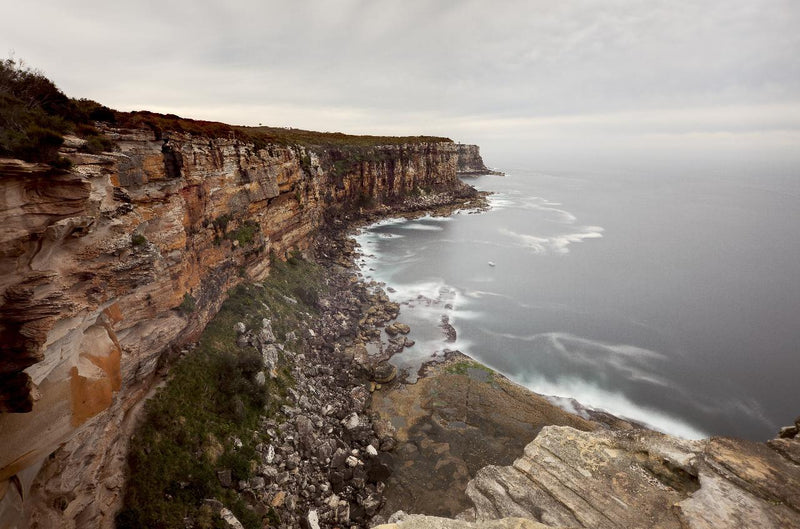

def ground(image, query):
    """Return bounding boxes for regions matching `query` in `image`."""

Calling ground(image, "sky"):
[3,0,799,172]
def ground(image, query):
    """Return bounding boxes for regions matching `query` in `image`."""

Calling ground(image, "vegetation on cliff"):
[0,58,114,166]
[1,58,452,179]
[117,256,326,529]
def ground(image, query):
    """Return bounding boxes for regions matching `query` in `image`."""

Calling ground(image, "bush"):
[79,134,115,154]
[179,293,196,313]
[0,58,116,166]
[226,221,260,247]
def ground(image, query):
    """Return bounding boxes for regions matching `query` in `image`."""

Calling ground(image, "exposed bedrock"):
[455,144,503,176]
[384,425,799,529]
[0,130,481,528]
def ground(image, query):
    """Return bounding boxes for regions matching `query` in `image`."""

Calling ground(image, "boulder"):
[373,362,398,384]
[220,507,245,529]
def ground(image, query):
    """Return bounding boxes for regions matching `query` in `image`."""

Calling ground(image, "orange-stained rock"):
[0,129,475,528]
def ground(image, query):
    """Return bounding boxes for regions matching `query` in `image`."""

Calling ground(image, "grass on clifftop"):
[239,125,452,148]
[114,112,452,148]
[117,255,326,529]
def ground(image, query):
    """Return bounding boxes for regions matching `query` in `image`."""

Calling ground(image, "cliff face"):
[0,129,477,528]
[455,144,502,175]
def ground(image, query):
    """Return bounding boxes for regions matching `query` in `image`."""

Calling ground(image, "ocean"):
[354,166,800,441]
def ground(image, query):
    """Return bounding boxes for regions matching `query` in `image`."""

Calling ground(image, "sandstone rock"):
[220,507,245,529]
[374,362,398,384]
[377,513,553,528]
[259,465,278,481]
[0,129,484,528]
[464,426,800,529]
[395,323,411,334]
[271,491,286,507]
[258,318,276,344]
[217,469,232,488]
[342,412,361,430]
[456,144,504,176]
[306,509,321,529]
[779,425,799,439]
[331,448,349,469]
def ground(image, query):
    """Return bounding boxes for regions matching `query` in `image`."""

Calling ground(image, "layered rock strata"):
[388,425,800,529]
[455,145,503,175]
[0,129,481,527]
[370,354,598,520]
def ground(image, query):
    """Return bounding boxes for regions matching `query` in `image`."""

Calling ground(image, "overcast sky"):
[3,0,799,172]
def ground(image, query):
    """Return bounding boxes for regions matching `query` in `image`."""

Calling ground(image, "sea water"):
[354,167,800,441]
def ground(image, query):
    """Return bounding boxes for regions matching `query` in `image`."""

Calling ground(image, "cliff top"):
[0,58,452,169]
[114,112,453,148]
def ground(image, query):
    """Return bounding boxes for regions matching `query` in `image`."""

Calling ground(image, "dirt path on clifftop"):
[370,353,597,520]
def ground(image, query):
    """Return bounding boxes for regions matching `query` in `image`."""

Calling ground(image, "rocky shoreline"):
[243,186,653,528]
[269,189,800,529]
[111,187,498,529]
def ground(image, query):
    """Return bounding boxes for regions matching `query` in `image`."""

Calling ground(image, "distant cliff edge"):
[456,144,504,175]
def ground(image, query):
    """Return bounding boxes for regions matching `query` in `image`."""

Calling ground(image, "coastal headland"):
[0,107,798,529]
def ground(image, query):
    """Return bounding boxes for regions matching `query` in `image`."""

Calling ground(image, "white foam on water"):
[464,289,509,300]
[544,395,591,420]
[519,375,710,440]
[499,226,604,255]
[400,222,445,231]
[368,217,408,228]
[417,214,454,222]
[512,196,578,224]
[446,309,484,321]
[488,194,515,210]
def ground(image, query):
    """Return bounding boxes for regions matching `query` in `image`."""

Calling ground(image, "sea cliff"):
[0,127,484,527]
[1,120,797,529]
[455,144,504,175]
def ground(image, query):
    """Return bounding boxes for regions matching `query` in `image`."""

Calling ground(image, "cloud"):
[2,0,799,170]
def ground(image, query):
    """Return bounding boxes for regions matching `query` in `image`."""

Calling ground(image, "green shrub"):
[79,134,115,154]
[226,221,260,247]
[179,293,196,313]
[131,233,147,247]
[0,58,116,167]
